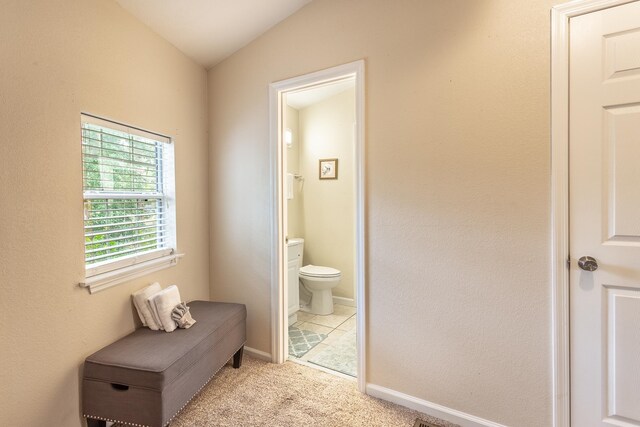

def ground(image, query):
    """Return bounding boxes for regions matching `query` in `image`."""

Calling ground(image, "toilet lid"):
[299,265,341,278]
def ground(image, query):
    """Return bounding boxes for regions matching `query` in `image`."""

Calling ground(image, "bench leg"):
[86,418,106,427]
[233,346,244,369]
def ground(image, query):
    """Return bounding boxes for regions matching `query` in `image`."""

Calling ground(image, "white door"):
[570,2,640,426]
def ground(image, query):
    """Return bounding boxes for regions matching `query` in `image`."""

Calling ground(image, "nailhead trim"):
[83,343,245,427]
[82,413,148,427]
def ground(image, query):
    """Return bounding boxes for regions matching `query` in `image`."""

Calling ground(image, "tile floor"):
[288,303,356,376]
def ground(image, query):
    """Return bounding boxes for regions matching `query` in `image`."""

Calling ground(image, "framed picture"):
[319,158,338,180]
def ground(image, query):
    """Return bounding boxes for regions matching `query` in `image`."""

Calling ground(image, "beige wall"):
[208,0,556,425]
[298,88,356,300]
[285,105,303,239]
[0,1,209,426]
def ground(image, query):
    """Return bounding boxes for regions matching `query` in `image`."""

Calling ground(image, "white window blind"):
[81,114,176,279]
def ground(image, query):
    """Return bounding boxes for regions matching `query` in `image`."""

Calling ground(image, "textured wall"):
[298,89,356,300]
[0,1,209,425]
[208,0,555,425]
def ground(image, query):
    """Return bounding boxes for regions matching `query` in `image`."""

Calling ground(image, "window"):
[80,114,178,292]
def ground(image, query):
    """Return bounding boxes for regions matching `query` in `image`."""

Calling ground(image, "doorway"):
[269,60,365,391]
[552,1,640,426]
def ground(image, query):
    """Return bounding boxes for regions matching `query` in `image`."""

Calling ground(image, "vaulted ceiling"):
[115,0,312,68]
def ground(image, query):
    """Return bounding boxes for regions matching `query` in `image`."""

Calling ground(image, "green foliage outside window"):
[82,123,165,265]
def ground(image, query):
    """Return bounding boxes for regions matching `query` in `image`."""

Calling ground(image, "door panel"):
[604,104,640,241]
[606,287,640,421]
[604,29,640,80]
[570,2,640,426]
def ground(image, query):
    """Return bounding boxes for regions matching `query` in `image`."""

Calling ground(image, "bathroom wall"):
[0,1,209,425]
[285,105,304,239]
[208,0,557,425]
[298,88,356,301]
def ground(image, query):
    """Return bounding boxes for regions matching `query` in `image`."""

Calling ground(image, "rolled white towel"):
[131,283,162,330]
[171,302,196,329]
[148,285,181,333]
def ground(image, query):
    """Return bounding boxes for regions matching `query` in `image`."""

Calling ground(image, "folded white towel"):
[147,292,164,331]
[132,298,146,326]
[131,283,162,330]
[287,173,294,200]
[148,285,181,333]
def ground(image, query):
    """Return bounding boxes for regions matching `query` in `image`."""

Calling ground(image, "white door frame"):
[551,1,637,426]
[268,60,366,391]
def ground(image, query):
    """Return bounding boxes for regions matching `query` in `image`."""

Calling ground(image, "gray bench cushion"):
[84,300,246,390]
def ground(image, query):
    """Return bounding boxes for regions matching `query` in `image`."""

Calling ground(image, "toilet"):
[299,264,341,315]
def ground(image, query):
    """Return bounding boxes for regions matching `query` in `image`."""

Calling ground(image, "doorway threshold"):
[287,357,357,382]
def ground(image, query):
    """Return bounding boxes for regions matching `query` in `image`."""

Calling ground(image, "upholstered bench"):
[82,301,246,427]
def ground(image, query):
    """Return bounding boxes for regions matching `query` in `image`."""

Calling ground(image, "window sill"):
[80,253,185,294]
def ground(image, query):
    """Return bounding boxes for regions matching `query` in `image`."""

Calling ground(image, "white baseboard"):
[288,313,297,327]
[333,296,356,307]
[366,384,506,427]
[244,346,272,362]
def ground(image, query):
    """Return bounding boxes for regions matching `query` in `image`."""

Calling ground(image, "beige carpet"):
[168,355,459,427]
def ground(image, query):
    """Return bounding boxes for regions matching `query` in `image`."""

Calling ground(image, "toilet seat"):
[299,265,341,278]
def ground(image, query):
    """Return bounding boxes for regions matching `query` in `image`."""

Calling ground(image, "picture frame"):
[319,158,338,180]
